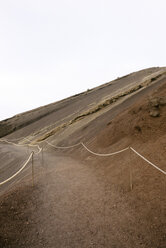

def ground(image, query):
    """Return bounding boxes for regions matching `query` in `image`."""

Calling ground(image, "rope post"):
[42,144,44,167]
[27,145,30,155]
[31,152,34,187]
[129,148,133,191]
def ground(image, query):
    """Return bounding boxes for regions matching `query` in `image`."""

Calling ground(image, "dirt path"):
[0,147,165,248]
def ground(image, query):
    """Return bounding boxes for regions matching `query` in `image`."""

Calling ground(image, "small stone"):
[150,110,160,117]
[159,96,166,106]
[150,98,159,107]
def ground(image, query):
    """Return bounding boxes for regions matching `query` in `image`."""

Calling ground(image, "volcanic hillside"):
[0,67,166,248]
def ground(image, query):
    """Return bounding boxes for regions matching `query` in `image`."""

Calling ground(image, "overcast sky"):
[0,0,166,120]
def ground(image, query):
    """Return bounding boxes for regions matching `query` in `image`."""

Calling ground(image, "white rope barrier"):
[0,152,33,186]
[0,139,27,147]
[27,143,42,155]
[0,138,42,187]
[46,141,165,177]
[45,140,129,156]
[1,137,26,142]
[81,142,129,156]
[45,141,81,149]
[16,137,42,155]
[0,138,42,155]
[130,147,166,175]
[0,136,165,188]
[45,141,165,175]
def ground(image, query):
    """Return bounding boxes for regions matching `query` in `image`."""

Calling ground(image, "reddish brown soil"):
[0,147,166,248]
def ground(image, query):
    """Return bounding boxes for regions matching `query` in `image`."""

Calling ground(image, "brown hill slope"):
[0,67,165,140]
[0,67,166,248]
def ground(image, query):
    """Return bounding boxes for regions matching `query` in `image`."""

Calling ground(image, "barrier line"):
[45,141,166,176]
[1,138,165,181]
[23,138,42,154]
[130,147,166,175]
[28,143,42,155]
[0,138,42,187]
[45,141,81,149]
[1,137,26,142]
[0,152,33,186]
[81,142,129,156]
[0,138,42,155]
[46,140,129,156]
[0,139,27,147]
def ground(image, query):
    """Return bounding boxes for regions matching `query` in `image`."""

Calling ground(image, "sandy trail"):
[1,145,165,248]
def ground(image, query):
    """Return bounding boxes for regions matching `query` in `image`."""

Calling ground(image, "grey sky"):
[0,0,166,120]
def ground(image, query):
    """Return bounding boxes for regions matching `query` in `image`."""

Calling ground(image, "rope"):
[81,142,129,156]
[45,141,129,156]
[0,138,42,155]
[0,152,33,186]
[130,147,166,175]
[27,143,42,155]
[0,139,27,147]
[45,141,81,149]
[16,137,42,154]
[0,138,42,187]
[44,141,165,176]
[1,137,26,142]
[1,137,165,185]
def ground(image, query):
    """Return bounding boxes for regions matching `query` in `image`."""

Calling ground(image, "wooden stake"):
[32,152,34,187]
[42,145,44,167]
[129,148,133,191]
[27,145,30,155]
